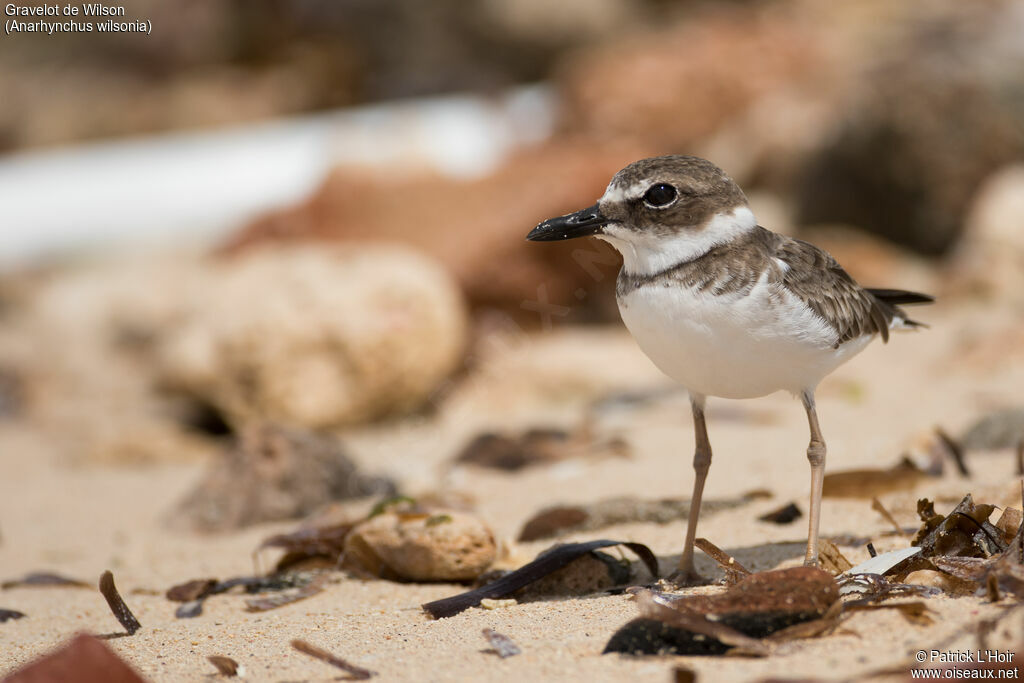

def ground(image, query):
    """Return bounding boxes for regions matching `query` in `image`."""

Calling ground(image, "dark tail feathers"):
[866,288,935,306]
[867,288,933,336]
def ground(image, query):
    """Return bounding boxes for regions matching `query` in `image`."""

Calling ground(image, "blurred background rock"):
[1,0,1023,467]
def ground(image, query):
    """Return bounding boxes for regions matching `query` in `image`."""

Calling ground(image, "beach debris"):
[822,458,936,499]
[997,507,1023,541]
[244,573,328,612]
[818,540,854,575]
[291,638,376,679]
[166,572,324,617]
[175,600,206,619]
[604,567,838,656]
[99,571,141,636]
[518,493,759,541]
[843,547,922,578]
[259,522,354,573]
[835,490,1024,600]
[837,572,940,604]
[694,537,751,584]
[344,510,497,582]
[913,495,1004,559]
[757,502,802,525]
[0,608,26,622]
[960,408,1024,450]
[871,497,910,537]
[172,423,395,532]
[482,628,521,658]
[2,571,91,590]
[422,540,658,618]
[2,633,146,683]
[935,428,969,477]
[479,598,517,610]
[453,427,628,472]
[206,655,240,677]
[165,578,218,602]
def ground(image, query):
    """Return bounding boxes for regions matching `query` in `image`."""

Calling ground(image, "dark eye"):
[643,183,677,207]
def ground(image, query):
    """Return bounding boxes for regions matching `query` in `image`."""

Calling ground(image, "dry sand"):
[2,297,1023,682]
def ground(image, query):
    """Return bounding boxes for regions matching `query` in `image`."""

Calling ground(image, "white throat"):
[598,206,757,277]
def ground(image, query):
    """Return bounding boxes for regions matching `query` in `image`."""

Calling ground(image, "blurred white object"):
[0,85,555,268]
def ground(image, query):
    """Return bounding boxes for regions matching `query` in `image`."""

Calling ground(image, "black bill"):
[526,203,609,241]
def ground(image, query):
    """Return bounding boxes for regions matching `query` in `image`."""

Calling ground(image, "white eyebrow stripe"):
[600,182,648,204]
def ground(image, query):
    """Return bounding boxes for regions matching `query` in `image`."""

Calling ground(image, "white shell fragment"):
[842,547,922,578]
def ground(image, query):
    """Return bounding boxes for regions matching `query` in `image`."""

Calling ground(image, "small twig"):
[1016,440,1024,477]
[866,542,877,558]
[291,639,375,679]
[935,427,969,477]
[871,498,909,537]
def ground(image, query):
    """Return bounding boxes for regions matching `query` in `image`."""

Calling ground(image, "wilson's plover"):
[527,155,932,583]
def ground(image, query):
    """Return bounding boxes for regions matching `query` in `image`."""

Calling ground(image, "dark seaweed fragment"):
[422,540,658,619]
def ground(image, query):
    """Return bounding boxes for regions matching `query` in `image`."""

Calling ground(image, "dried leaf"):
[3,634,146,682]
[694,537,751,584]
[632,589,770,656]
[913,494,1004,558]
[823,461,932,499]
[291,639,375,679]
[995,508,1022,543]
[818,540,854,575]
[259,523,354,572]
[482,628,521,658]
[423,540,658,619]
[98,571,141,635]
[606,567,838,656]
[166,578,218,602]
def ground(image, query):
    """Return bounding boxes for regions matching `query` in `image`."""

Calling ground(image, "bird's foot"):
[664,569,713,588]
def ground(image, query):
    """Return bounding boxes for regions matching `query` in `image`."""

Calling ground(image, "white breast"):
[617,274,873,399]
